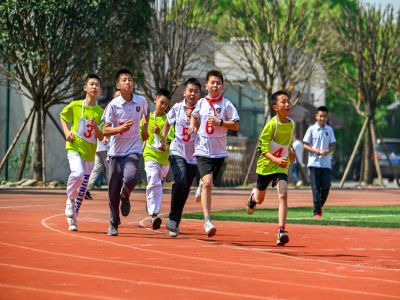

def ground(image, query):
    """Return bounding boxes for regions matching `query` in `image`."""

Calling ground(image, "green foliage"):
[184,205,400,228]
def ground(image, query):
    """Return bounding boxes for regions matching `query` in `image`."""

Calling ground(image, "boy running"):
[188,70,240,238]
[60,74,104,231]
[161,78,202,237]
[141,89,171,230]
[245,90,296,246]
[102,69,149,236]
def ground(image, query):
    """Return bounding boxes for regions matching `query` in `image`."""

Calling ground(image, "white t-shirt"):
[102,94,149,157]
[167,100,197,165]
[192,97,240,158]
[303,122,336,169]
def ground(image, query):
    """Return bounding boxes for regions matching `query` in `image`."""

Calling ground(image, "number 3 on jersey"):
[84,124,94,138]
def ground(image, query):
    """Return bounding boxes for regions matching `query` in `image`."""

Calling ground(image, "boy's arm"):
[303,143,321,155]
[188,115,198,134]
[263,152,289,169]
[89,117,104,141]
[141,114,149,141]
[60,117,74,142]
[208,115,239,131]
[103,120,134,136]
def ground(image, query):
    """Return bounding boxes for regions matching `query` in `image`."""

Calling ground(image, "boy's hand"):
[274,157,289,168]
[152,125,161,134]
[320,149,329,156]
[89,117,97,127]
[187,126,197,135]
[141,128,149,141]
[288,151,296,163]
[120,119,134,133]
[65,131,75,142]
[102,137,109,145]
[158,140,167,152]
[207,115,219,126]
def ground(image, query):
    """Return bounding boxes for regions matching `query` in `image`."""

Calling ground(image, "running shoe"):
[151,214,162,230]
[204,219,216,238]
[107,223,118,236]
[85,191,93,200]
[120,188,131,217]
[245,188,257,215]
[67,217,78,231]
[65,199,75,218]
[276,229,289,246]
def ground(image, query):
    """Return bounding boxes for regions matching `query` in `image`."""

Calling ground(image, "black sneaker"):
[151,214,162,230]
[85,191,93,200]
[276,230,289,246]
[246,188,257,215]
[120,189,131,217]
[107,224,118,236]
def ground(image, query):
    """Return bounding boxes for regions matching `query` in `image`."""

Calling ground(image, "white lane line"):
[0,283,123,300]
[0,247,398,299]
[142,215,400,272]
[0,204,62,209]
[0,263,278,300]
[40,214,400,284]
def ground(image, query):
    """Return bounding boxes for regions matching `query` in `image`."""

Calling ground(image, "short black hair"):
[85,73,101,85]
[271,90,289,105]
[115,68,133,82]
[184,77,201,89]
[317,106,329,113]
[206,70,224,84]
[155,88,171,101]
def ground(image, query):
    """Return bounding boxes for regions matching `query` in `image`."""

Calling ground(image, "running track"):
[0,188,399,299]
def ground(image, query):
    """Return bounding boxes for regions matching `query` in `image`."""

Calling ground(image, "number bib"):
[75,117,97,144]
[269,140,289,158]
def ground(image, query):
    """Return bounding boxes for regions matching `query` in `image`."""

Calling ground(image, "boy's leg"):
[276,179,288,228]
[320,168,331,208]
[87,153,102,192]
[309,167,322,216]
[169,155,188,225]
[108,157,123,228]
[99,151,109,178]
[276,175,289,246]
[120,153,140,217]
[66,152,85,217]
[74,160,94,216]
[246,174,269,214]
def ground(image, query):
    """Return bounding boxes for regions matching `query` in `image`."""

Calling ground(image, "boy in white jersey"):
[141,89,171,230]
[60,74,104,231]
[160,78,201,237]
[188,70,240,237]
[102,69,149,236]
[245,90,296,246]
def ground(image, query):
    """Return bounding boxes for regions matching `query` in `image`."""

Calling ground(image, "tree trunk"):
[33,107,43,181]
[361,122,372,185]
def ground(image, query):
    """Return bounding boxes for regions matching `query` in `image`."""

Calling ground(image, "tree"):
[331,2,400,185]
[141,0,215,100]
[215,0,331,117]
[0,0,151,181]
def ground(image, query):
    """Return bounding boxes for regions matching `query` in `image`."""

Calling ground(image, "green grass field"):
[183,206,400,228]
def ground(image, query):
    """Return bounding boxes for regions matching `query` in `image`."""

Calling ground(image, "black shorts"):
[256,173,288,191]
[196,156,225,179]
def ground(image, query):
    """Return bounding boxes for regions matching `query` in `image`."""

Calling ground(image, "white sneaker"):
[65,199,75,218]
[194,180,202,202]
[204,219,216,238]
[67,217,78,231]
[169,227,179,238]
